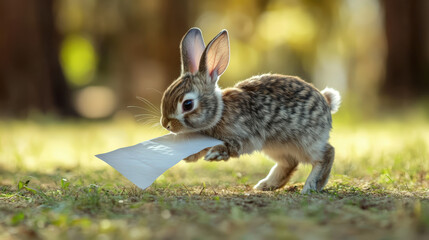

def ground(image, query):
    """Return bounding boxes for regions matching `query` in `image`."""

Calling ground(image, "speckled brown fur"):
[160,28,341,193]
[202,74,332,156]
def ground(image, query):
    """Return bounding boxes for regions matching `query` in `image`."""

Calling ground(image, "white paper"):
[96,133,223,189]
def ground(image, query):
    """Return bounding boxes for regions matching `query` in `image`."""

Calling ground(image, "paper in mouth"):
[96,133,223,190]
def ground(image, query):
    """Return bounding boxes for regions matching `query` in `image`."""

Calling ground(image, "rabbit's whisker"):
[127,105,159,116]
[146,88,163,96]
[136,116,159,122]
[136,96,160,113]
[134,113,159,118]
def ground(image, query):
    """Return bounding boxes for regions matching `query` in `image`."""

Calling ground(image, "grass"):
[0,115,428,239]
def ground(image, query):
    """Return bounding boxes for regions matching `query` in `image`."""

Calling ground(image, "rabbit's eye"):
[182,99,194,112]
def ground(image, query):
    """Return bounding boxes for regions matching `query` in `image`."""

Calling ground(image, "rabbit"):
[160,28,341,194]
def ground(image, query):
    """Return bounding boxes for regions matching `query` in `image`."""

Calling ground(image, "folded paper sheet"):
[96,133,223,189]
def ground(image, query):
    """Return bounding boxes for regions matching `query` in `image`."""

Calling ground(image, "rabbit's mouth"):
[161,118,184,133]
[162,119,210,134]
[161,118,203,134]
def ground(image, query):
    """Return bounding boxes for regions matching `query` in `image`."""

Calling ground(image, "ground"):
[0,113,428,239]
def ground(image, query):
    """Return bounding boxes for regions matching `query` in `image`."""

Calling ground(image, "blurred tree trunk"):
[117,0,192,108]
[381,0,429,101]
[159,0,191,86]
[0,0,75,117]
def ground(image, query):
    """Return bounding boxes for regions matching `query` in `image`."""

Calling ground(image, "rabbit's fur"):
[160,28,341,194]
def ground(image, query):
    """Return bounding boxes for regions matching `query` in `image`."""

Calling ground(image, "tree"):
[381,0,429,102]
[0,0,75,117]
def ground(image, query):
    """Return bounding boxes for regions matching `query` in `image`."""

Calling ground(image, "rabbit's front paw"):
[183,153,200,162]
[204,145,230,161]
[183,148,210,163]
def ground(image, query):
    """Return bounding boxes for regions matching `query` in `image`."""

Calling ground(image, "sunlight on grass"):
[0,116,428,189]
[1,116,428,239]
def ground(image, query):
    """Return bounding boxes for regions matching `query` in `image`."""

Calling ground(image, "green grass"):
[0,116,428,239]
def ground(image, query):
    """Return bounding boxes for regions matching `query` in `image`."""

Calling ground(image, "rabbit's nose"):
[161,117,169,129]
[161,117,172,130]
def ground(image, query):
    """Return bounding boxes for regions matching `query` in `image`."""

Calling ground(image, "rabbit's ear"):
[199,30,230,83]
[180,28,205,74]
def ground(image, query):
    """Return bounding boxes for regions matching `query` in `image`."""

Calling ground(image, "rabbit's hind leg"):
[254,147,298,191]
[301,143,335,194]
[316,144,334,191]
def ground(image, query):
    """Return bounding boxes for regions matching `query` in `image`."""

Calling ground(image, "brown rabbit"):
[160,28,341,193]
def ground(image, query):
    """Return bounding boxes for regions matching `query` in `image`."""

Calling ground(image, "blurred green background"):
[1,0,428,120]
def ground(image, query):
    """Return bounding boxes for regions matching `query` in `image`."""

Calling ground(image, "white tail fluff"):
[321,87,341,114]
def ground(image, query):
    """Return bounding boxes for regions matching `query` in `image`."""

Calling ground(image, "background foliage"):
[1,0,428,118]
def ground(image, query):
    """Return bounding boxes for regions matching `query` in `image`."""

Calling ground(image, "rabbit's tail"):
[321,88,341,114]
